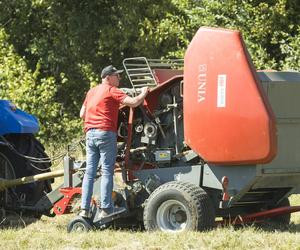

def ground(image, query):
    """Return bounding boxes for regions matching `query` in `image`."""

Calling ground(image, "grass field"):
[0,195,300,250]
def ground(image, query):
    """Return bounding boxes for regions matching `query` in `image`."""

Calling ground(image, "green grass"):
[1,196,300,249]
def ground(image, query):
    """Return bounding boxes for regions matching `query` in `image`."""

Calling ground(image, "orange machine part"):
[183,27,277,165]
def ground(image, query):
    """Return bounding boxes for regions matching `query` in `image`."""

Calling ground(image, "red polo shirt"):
[83,83,128,133]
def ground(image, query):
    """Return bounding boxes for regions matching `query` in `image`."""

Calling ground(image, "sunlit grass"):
[0,196,300,249]
[5,145,300,249]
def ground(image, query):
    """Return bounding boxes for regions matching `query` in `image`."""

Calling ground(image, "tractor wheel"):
[143,181,215,232]
[67,216,93,233]
[0,134,52,216]
[267,198,291,226]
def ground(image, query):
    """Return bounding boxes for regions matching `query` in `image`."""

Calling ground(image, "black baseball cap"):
[101,65,124,79]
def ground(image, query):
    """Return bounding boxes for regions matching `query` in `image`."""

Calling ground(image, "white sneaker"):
[79,209,89,218]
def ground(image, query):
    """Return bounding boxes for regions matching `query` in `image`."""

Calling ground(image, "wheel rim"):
[72,221,89,232]
[156,199,190,232]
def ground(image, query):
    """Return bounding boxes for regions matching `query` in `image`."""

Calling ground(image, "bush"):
[0,28,82,146]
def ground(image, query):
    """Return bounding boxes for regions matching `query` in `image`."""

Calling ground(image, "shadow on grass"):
[220,222,300,233]
[256,222,300,233]
[0,212,40,229]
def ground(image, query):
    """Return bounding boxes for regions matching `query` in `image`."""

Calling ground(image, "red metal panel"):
[144,76,183,112]
[152,69,183,84]
[184,27,277,164]
[53,187,82,215]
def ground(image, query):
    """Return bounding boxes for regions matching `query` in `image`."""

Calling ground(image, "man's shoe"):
[98,209,109,220]
[98,207,126,220]
[79,209,90,218]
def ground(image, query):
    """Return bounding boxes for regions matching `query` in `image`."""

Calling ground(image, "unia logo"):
[197,64,207,102]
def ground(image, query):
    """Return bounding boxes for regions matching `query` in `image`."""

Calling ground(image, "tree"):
[0,0,299,145]
[0,28,82,144]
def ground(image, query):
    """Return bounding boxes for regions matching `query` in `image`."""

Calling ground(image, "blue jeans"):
[81,129,117,211]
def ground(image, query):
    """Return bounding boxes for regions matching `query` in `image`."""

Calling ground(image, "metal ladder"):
[122,57,157,91]
[122,57,183,91]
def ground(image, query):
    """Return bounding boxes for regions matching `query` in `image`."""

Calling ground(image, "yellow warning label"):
[159,153,168,158]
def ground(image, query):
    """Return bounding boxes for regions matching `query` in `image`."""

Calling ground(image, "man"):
[79,65,149,218]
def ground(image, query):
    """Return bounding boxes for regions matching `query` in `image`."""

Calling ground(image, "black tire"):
[143,181,215,232]
[0,134,52,214]
[267,198,291,225]
[67,216,93,233]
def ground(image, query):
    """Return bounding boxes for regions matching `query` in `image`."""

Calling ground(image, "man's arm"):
[80,105,86,119]
[122,87,149,108]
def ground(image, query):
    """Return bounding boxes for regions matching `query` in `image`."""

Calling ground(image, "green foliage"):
[0,0,299,145]
[0,28,82,145]
[149,0,300,70]
[281,26,300,71]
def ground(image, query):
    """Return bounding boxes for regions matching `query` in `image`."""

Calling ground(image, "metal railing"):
[122,57,183,91]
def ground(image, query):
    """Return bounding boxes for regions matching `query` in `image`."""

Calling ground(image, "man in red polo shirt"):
[79,65,148,218]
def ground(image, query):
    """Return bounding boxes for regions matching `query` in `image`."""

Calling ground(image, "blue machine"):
[0,100,39,136]
[0,99,53,220]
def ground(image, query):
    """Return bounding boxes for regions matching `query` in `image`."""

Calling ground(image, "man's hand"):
[141,86,149,95]
[122,87,149,108]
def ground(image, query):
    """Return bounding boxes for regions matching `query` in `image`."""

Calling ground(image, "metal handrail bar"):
[126,68,151,72]
[132,83,157,87]
[131,79,156,82]
[128,73,153,77]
